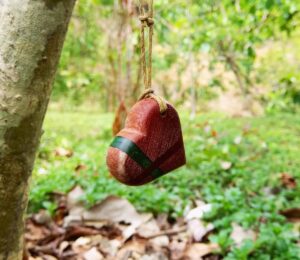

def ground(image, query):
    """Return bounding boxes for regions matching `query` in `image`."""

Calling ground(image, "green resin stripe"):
[110,136,164,178]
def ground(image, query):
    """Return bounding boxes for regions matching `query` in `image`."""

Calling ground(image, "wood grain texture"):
[106,98,186,186]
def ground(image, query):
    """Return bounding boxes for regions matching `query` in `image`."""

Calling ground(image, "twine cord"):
[138,0,168,114]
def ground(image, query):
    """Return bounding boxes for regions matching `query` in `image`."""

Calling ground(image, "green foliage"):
[30,1,300,257]
[226,223,300,259]
[155,0,300,85]
[257,32,300,114]
[266,75,300,113]
[53,0,300,112]
[29,110,300,258]
[52,1,109,105]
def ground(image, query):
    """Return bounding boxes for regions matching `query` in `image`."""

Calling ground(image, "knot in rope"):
[139,88,168,114]
[139,15,154,27]
[139,88,154,98]
[138,0,168,115]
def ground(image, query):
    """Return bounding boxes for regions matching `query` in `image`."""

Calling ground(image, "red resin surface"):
[106,98,186,186]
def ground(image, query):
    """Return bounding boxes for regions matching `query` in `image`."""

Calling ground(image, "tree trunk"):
[0,1,76,259]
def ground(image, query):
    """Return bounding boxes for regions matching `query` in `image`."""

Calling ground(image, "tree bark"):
[0,1,76,259]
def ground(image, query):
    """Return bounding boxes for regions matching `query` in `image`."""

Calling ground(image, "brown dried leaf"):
[149,235,169,249]
[116,238,147,259]
[83,196,152,240]
[211,130,218,137]
[137,219,160,238]
[25,219,50,242]
[98,237,122,257]
[32,210,52,226]
[185,202,212,221]
[58,241,70,255]
[230,223,256,247]
[280,208,300,222]
[83,247,104,260]
[54,147,73,158]
[28,241,60,259]
[220,161,232,170]
[83,196,141,224]
[170,232,190,260]
[156,213,170,230]
[184,243,220,259]
[280,173,297,189]
[112,101,127,136]
[140,252,169,260]
[75,164,87,172]
[66,185,85,218]
[72,237,92,254]
[187,219,214,242]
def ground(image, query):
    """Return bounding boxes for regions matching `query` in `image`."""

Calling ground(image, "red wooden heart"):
[106,98,186,186]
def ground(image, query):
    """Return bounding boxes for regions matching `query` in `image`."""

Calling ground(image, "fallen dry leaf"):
[72,237,91,254]
[74,236,91,247]
[83,196,152,240]
[187,219,214,242]
[87,235,104,246]
[184,243,220,259]
[83,196,143,225]
[169,232,190,260]
[58,241,69,255]
[120,214,153,241]
[115,238,147,259]
[137,219,160,238]
[83,247,104,260]
[230,223,256,247]
[149,235,170,248]
[25,193,220,260]
[112,101,127,136]
[211,129,218,137]
[140,252,168,260]
[280,173,297,189]
[156,213,171,230]
[280,208,300,222]
[234,136,242,145]
[185,201,212,221]
[221,161,232,170]
[75,164,87,172]
[64,186,85,226]
[25,219,52,242]
[67,186,85,210]
[32,210,52,225]
[98,237,121,257]
[54,147,73,158]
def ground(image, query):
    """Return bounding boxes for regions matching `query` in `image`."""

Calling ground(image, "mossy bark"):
[0,1,76,259]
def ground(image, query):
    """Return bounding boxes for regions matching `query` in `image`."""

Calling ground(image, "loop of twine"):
[138,0,168,114]
[139,88,168,114]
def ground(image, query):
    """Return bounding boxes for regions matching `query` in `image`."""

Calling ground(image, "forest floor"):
[26,110,300,259]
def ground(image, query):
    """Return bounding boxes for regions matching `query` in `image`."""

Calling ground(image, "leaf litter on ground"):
[25,186,221,259]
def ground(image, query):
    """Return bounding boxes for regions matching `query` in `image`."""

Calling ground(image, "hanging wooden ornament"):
[106,0,186,186]
[107,94,185,185]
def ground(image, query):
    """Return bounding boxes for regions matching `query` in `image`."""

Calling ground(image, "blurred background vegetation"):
[29,0,300,259]
[52,0,300,115]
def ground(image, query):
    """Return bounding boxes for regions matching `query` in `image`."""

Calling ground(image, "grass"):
[29,110,300,259]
